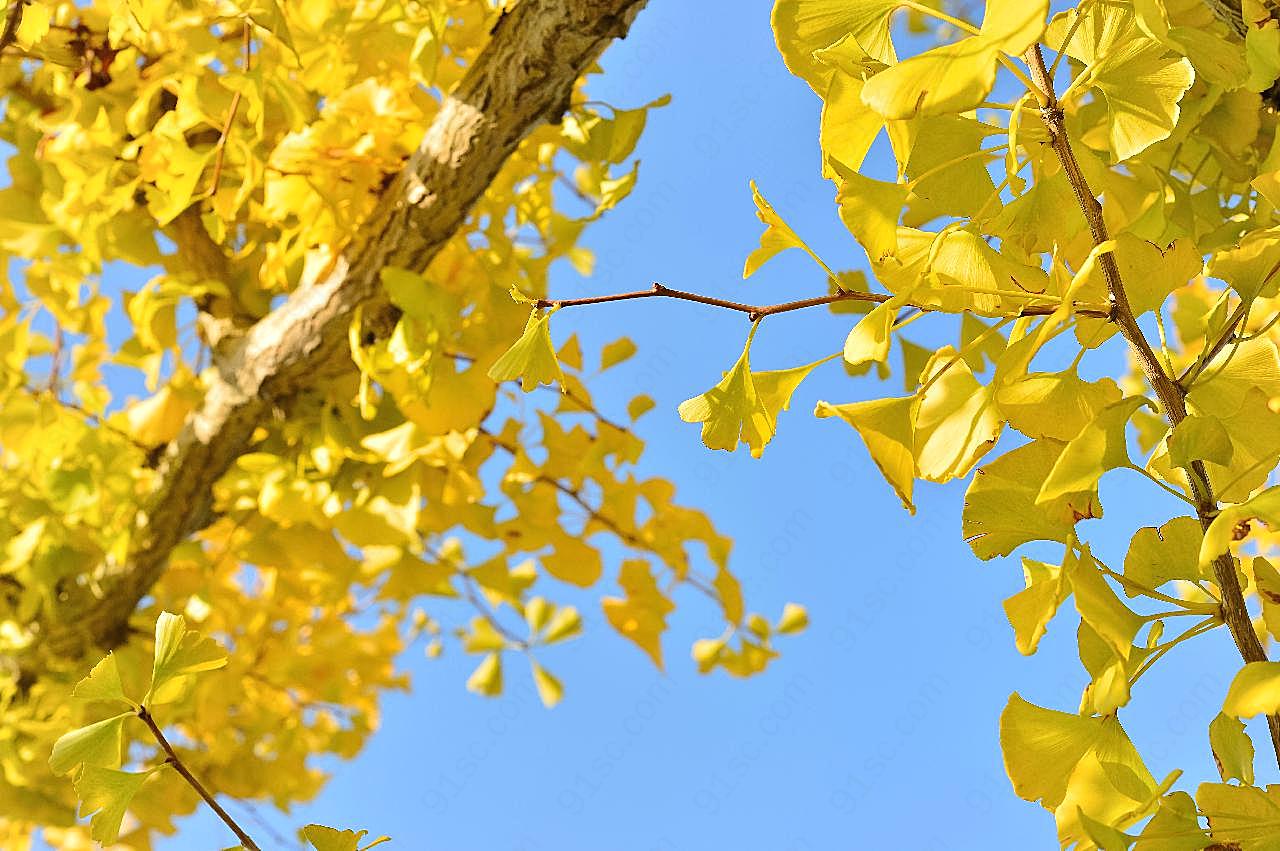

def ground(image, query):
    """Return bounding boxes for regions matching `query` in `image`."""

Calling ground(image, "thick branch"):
[538,281,1112,322]
[1025,45,1280,765]
[20,0,649,672]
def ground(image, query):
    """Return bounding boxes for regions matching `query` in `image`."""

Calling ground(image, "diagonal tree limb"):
[20,0,650,675]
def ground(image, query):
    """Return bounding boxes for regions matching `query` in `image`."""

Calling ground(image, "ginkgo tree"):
[489,0,1280,846]
[14,0,1280,847]
[0,0,810,847]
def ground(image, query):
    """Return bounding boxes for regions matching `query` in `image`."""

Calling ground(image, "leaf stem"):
[136,707,262,851]
[1128,616,1221,687]
[206,24,253,198]
[1123,463,1195,506]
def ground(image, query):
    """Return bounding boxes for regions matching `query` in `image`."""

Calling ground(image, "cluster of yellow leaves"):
[0,0,808,846]
[542,0,1280,845]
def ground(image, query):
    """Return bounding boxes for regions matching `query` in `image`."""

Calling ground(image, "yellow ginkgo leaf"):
[913,347,1002,482]
[1066,545,1144,661]
[963,439,1100,560]
[1209,713,1255,785]
[1201,485,1280,569]
[833,161,907,262]
[843,297,901,366]
[1123,516,1206,595]
[1002,557,1068,656]
[602,560,674,669]
[530,661,564,708]
[1000,693,1105,809]
[14,2,51,49]
[997,371,1122,442]
[487,308,564,392]
[1037,396,1151,504]
[1223,661,1280,717]
[743,181,824,278]
[771,0,903,91]
[466,652,503,697]
[815,396,915,513]
[1047,3,1195,161]
[126,385,195,447]
[74,766,156,845]
[861,0,1048,120]
[679,326,832,458]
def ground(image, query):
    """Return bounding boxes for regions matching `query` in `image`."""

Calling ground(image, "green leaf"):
[1223,661,1280,718]
[49,712,131,776]
[487,309,564,392]
[74,765,153,844]
[1037,396,1151,504]
[1209,712,1255,785]
[815,396,915,513]
[147,611,228,707]
[72,654,131,707]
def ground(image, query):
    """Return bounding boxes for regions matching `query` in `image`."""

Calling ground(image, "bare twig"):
[1025,43,1280,766]
[136,707,262,851]
[206,24,252,197]
[536,281,1112,322]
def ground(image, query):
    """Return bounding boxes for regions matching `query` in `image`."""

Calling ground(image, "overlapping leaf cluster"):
[0,1,807,845]
[494,0,1280,844]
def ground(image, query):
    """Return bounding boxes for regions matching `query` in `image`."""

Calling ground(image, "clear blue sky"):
[137,2,1255,848]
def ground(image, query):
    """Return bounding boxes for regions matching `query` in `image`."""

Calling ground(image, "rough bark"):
[18,0,649,675]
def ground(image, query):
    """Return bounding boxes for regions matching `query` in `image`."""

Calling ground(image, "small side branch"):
[536,281,1111,322]
[137,707,262,851]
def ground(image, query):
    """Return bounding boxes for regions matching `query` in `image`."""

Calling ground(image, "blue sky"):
[129,2,1261,848]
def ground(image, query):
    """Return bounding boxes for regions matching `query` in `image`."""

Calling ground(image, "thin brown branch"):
[1025,43,1280,766]
[206,25,252,198]
[537,281,1111,322]
[136,707,262,851]
[0,0,29,55]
